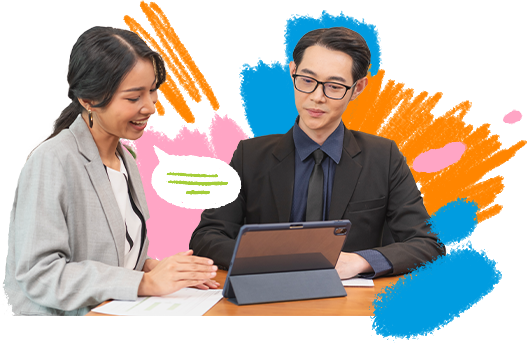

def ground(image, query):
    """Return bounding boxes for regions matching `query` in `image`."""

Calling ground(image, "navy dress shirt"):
[290,118,392,278]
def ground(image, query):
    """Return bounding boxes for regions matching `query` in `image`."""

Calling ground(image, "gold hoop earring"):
[88,110,93,128]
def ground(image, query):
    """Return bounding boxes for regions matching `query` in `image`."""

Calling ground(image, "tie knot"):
[312,149,325,165]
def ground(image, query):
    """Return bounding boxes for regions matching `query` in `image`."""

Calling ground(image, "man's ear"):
[349,77,368,102]
[289,61,296,80]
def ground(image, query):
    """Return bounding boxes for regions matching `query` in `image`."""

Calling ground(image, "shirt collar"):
[293,117,344,164]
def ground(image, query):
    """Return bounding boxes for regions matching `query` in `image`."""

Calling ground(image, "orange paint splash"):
[343,70,526,222]
[124,1,220,122]
[155,99,165,116]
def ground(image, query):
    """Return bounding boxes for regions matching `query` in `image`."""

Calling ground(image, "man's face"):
[289,45,367,143]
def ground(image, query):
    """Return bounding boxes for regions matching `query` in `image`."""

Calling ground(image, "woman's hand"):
[142,258,160,272]
[193,279,220,290]
[138,250,218,296]
[175,251,220,290]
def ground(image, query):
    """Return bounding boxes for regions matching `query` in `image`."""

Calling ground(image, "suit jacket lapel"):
[269,128,296,222]
[328,128,363,219]
[70,115,126,267]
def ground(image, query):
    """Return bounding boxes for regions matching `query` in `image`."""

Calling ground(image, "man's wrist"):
[355,254,373,274]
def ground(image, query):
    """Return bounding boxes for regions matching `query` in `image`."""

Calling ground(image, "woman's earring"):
[88,110,93,128]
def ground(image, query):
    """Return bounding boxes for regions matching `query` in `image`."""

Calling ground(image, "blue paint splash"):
[370,192,523,343]
[240,61,294,137]
[237,12,503,338]
[283,12,381,75]
[241,11,380,137]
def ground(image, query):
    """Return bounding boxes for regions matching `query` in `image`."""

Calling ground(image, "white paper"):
[341,277,374,287]
[92,288,223,316]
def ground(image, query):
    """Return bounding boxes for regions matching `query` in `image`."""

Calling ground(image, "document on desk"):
[341,277,374,287]
[92,288,223,316]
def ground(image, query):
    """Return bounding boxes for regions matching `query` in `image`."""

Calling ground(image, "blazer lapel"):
[118,144,149,220]
[328,128,363,219]
[70,115,126,266]
[269,128,296,222]
[118,144,149,269]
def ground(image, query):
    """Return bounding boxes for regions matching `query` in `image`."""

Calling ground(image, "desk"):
[87,270,402,316]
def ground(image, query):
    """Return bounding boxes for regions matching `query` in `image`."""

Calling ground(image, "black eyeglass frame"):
[292,74,358,100]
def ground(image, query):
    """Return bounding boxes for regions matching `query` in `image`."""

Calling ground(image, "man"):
[190,27,445,279]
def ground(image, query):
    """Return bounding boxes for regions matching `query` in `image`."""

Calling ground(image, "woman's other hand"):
[138,250,217,296]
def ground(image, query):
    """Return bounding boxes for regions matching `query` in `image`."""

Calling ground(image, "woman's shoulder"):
[15,129,81,193]
[27,129,79,166]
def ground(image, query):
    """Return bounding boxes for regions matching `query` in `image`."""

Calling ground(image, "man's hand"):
[335,252,373,279]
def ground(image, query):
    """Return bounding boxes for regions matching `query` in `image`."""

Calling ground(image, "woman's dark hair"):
[292,27,371,83]
[46,26,166,142]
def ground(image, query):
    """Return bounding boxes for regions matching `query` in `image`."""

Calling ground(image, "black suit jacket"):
[190,126,445,275]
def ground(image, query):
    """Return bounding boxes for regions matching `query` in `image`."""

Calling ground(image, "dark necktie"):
[306,149,326,221]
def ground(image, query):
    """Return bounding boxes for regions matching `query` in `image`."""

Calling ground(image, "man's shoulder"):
[232,132,292,167]
[241,133,284,149]
[349,129,394,151]
[349,129,393,145]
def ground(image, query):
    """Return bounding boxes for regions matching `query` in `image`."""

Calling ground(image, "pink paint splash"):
[413,142,466,173]
[134,114,248,259]
[413,109,523,182]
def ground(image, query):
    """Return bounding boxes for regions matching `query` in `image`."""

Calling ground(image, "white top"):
[106,156,142,269]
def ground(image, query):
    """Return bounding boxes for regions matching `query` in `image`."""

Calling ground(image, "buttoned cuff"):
[354,249,393,279]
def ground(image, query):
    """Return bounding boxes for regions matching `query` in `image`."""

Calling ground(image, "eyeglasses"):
[292,74,357,100]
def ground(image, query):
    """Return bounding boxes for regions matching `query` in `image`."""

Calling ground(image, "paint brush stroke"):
[454,109,523,182]
[413,142,466,173]
[240,9,525,342]
[125,1,220,123]
[414,109,523,182]
[241,11,381,137]
[369,193,523,343]
[241,13,526,224]
[343,70,527,222]
[134,115,247,258]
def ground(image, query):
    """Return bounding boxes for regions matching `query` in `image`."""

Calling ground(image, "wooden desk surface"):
[87,270,401,316]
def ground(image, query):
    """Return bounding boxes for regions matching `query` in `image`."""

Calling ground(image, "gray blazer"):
[4,115,150,315]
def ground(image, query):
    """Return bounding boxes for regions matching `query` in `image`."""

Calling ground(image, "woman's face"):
[89,58,158,141]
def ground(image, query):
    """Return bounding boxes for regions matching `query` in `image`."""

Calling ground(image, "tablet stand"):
[226,268,346,305]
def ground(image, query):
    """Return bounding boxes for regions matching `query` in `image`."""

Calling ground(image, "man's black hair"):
[292,27,371,82]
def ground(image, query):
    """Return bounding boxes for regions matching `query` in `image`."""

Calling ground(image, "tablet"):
[222,220,351,300]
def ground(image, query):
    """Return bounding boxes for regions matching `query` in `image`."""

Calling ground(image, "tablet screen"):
[230,226,346,275]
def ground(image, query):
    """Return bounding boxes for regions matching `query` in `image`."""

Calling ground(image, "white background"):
[0,0,527,343]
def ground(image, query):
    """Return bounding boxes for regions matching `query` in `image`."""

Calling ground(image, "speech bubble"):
[151,146,241,209]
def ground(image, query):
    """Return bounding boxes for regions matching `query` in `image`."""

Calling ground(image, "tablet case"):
[223,220,350,305]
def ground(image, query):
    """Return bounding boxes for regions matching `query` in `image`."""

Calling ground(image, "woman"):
[4,26,218,316]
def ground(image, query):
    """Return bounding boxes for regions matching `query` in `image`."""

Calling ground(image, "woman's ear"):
[77,98,93,112]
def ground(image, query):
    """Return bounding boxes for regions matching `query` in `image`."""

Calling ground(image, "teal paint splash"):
[241,12,380,137]
[369,192,523,343]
